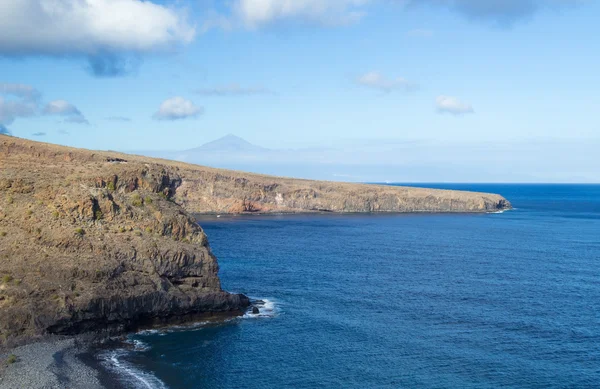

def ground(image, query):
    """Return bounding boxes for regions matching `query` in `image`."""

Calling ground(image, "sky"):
[0,0,599,182]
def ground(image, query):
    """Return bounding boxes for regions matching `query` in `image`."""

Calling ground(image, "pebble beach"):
[0,337,114,389]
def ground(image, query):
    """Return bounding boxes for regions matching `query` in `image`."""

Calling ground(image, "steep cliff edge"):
[175,172,510,214]
[0,136,249,346]
[0,135,510,345]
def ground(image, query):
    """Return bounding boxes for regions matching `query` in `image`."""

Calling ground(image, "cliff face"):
[0,136,510,345]
[175,172,510,214]
[0,136,248,346]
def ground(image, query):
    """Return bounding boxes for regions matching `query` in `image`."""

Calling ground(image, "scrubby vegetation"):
[131,193,143,207]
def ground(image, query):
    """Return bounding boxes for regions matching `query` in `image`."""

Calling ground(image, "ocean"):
[98,184,600,388]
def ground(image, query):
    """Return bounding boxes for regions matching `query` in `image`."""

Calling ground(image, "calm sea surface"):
[101,184,600,388]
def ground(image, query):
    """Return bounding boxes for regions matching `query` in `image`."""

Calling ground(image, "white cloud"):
[0,125,11,135]
[44,100,81,116]
[194,84,273,96]
[436,95,474,115]
[0,0,195,76]
[357,72,416,93]
[230,0,371,28]
[154,97,203,121]
[44,100,89,124]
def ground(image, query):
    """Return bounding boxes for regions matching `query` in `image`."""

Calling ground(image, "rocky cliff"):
[0,135,510,345]
[175,172,510,214]
[0,136,249,346]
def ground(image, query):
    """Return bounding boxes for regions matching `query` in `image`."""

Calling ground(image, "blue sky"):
[0,0,598,181]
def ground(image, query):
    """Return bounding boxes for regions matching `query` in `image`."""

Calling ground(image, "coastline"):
[0,300,274,389]
[78,347,127,389]
[0,336,121,389]
[0,311,251,389]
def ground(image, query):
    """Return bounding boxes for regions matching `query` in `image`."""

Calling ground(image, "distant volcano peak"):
[188,134,268,153]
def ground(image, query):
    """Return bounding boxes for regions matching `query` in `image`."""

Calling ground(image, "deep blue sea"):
[101,184,600,389]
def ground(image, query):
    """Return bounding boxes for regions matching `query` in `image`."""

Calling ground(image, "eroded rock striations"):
[0,135,510,345]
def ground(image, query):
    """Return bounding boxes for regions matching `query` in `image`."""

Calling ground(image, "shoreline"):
[0,336,121,389]
[194,208,512,217]
[0,334,164,389]
[193,208,512,221]
[78,347,126,389]
[0,310,253,389]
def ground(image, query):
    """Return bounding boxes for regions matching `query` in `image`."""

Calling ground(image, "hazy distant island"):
[136,134,598,184]
[0,134,511,358]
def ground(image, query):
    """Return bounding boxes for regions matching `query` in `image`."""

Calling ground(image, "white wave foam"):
[136,329,160,335]
[488,208,512,214]
[127,338,151,352]
[100,349,168,389]
[135,321,212,337]
[244,298,279,319]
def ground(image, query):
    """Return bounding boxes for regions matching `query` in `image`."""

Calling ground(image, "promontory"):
[0,135,511,345]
